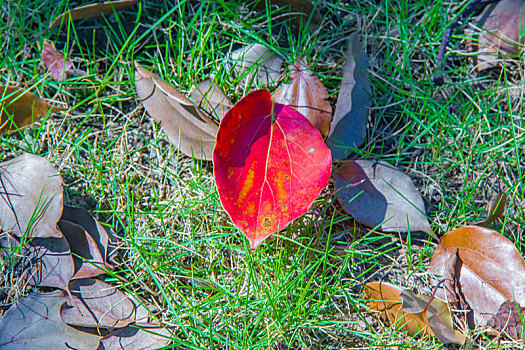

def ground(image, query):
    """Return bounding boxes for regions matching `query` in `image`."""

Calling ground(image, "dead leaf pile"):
[0,153,170,348]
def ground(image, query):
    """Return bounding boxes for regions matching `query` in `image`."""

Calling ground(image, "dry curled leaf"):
[327,33,371,160]
[334,160,431,234]
[473,190,507,227]
[48,0,139,29]
[42,39,72,81]
[0,153,63,238]
[189,79,233,122]
[0,86,64,134]
[135,62,218,160]
[273,59,332,137]
[226,44,283,87]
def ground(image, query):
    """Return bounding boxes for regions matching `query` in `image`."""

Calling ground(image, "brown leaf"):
[134,62,218,160]
[189,79,233,122]
[333,160,431,234]
[488,300,525,340]
[48,0,139,29]
[59,220,107,279]
[0,86,64,134]
[0,291,101,349]
[61,278,151,329]
[99,326,170,350]
[226,44,283,87]
[0,153,63,238]
[42,39,73,81]
[474,190,507,227]
[60,205,118,266]
[363,282,465,344]
[327,32,371,160]
[429,226,525,328]
[273,59,332,137]
[251,0,322,29]
[467,0,525,71]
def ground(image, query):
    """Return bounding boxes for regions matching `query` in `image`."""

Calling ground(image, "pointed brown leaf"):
[273,59,332,137]
[0,153,63,238]
[42,39,72,81]
[334,160,431,233]
[474,190,507,227]
[226,44,283,87]
[48,0,139,29]
[327,33,371,160]
[0,291,101,349]
[134,62,218,160]
[189,79,233,122]
[99,326,170,350]
[0,86,64,134]
[61,278,151,329]
[429,226,525,327]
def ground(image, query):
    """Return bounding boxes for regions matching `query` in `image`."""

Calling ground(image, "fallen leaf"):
[364,282,465,344]
[134,62,218,160]
[61,278,151,329]
[189,79,233,122]
[0,86,64,134]
[99,326,171,350]
[466,0,525,70]
[42,39,73,81]
[429,226,525,327]
[213,89,331,250]
[61,205,118,266]
[0,153,63,238]
[333,160,431,234]
[474,190,507,227]
[251,0,322,29]
[48,0,139,29]
[273,59,332,137]
[327,33,371,160]
[226,44,283,87]
[59,220,108,279]
[0,291,101,349]
[488,300,525,340]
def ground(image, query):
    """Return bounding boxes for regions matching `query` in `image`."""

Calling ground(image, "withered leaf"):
[189,79,233,122]
[429,226,525,327]
[42,39,72,81]
[48,0,139,29]
[61,205,118,266]
[273,59,332,137]
[134,62,218,160]
[467,0,525,71]
[334,160,431,234]
[99,326,171,350]
[474,190,507,227]
[0,291,101,349]
[327,32,371,160]
[61,278,151,329]
[226,44,283,87]
[251,0,322,29]
[363,281,465,344]
[488,300,525,340]
[0,86,64,134]
[0,153,63,238]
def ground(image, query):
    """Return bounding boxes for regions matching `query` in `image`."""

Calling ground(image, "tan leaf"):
[42,39,73,81]
[474,190,507,227]
[134,62,218,160]
[226,44,283,87]
[189,79,233,122]
[273,59,332,137]
[0,86,64,134]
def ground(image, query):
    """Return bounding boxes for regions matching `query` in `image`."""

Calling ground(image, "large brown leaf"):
[363,281,465,344]
[48,0,139,29]
[327,33,371,160]
[0,86,64,134]
[429,226,525,328]
[189,79,233,122]
[0,291,101,349]
[0,153,63,238]
[333,160,430,233]
[273,59,332,137]
[61,278,151,329]
[226,44,283,87]
[42,39,73,81]
[134,62,218,160]
[467,0,525,70]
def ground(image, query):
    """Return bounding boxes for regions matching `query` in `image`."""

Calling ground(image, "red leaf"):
[213,89,331,250]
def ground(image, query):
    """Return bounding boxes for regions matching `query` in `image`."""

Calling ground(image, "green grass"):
[0,0,524,349]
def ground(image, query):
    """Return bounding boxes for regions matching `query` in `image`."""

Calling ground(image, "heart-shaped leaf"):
[213,89,331,249]
[334,160,430,233]
[135,62,218,160]
[273,59,332,137]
